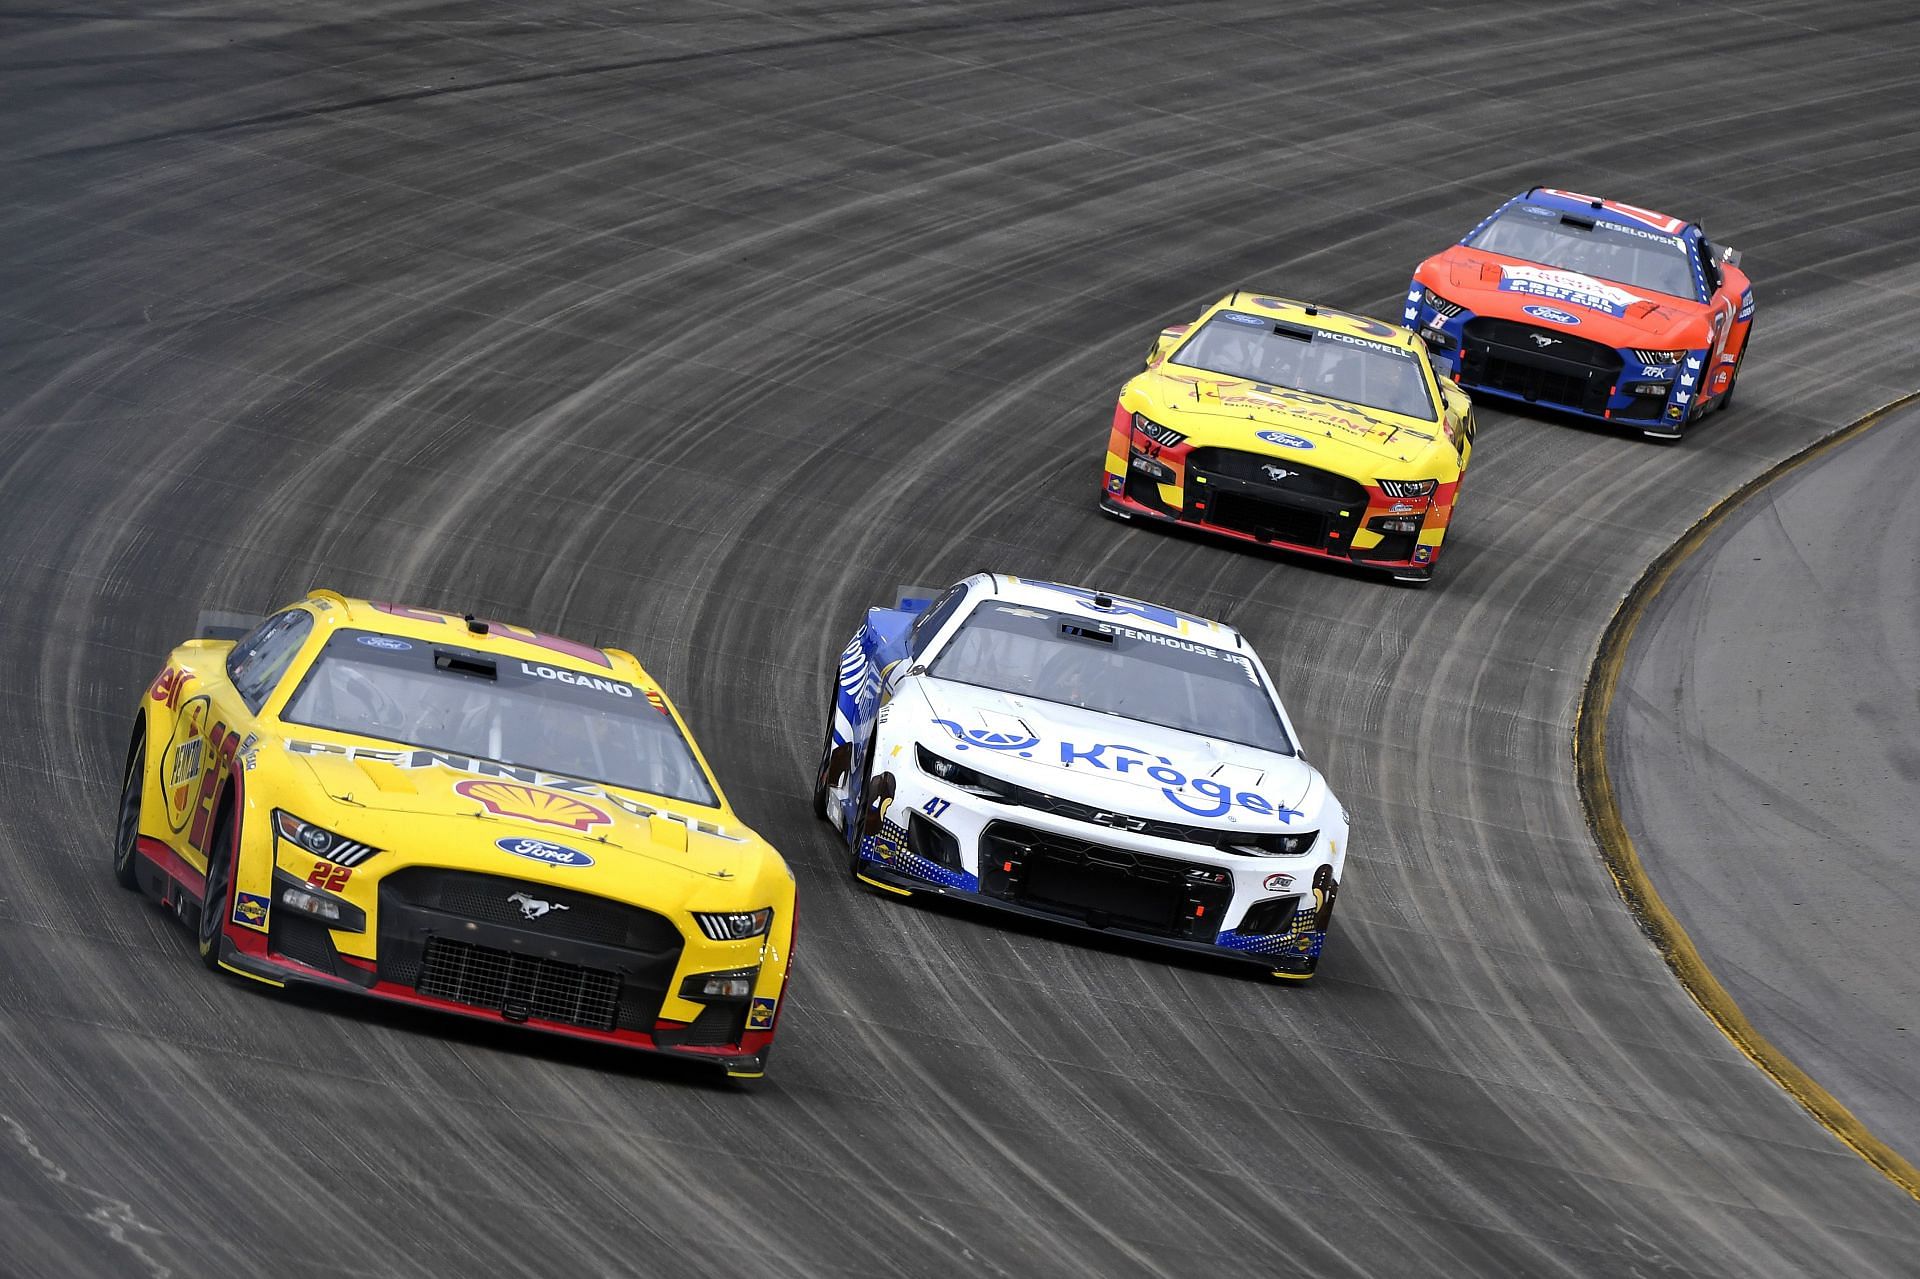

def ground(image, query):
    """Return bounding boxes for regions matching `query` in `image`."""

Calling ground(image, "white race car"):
[812,574,1350,980]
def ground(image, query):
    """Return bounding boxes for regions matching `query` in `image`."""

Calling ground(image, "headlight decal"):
[273,809,379,867]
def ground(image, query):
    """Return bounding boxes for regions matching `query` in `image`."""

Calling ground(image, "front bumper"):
[216,937,778,1076]
[1406,294,1700,430]
[854,773,1339,978]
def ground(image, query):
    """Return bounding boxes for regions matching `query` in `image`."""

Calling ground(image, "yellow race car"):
[1099,292,1476,584]
[113,591,795,1079]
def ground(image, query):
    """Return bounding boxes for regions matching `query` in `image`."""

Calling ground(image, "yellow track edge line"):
[1573,391,1920,1203]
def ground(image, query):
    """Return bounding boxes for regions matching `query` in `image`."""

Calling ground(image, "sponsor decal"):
[519,661,633,698]
[306,863,351,891]
[1638,364,1674,380]
[496,835,596,868]
[1522,304,1581,326]
[1220,311,1268,326]
[162,695,213,833]
[931,720,1041,757]
[1256,430,1315,451]
[747,997,778,1030]
[1059,741,1302,822]
[1414,545,1432,563]
[231,892,269,930]
[457,780,611,832]
[507,890,571,919]
[1498,265,1642,318]
[356,635,413,652]
[1263,872,1295,890]
[1737,292,1755,321]
[1106,473,1124,494]
[149,665,189,710]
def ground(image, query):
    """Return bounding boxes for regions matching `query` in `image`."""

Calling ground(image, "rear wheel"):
[111,724,145,890]
[197,801,236,972]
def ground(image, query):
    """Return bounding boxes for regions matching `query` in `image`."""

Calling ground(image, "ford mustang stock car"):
[113,592,795,1079]
[1404,186,1753,441]
[1098,291,1475,584]
[811,575,1350,981]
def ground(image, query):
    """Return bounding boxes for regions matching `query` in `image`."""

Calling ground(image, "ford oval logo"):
[1255,430,1315,451]
[494,836,594,868]
[356,634,413,651]
[1522,304,1581,326]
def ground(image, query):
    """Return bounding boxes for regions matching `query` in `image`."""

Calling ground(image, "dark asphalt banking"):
[3,3,1920,1277]
[1612,402,1920,1165]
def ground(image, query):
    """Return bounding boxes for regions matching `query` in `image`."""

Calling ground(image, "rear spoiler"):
[196,609,261,641]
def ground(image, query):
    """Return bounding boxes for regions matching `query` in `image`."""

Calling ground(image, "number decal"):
[306,863,351,891]
[923,797,951,818]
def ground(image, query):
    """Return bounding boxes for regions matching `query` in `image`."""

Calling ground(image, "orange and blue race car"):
[112,591,795,1079]
[1405,187,1754,441]
[1098,292,1475,584]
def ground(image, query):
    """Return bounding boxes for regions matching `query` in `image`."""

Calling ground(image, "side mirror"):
[1715,244,1741,267]
[1146,323,1189,369]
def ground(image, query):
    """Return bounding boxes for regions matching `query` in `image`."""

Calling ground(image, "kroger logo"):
[356,635,414,651]
[1255,431,1315,451]
[1060,741,1305,822]
[932,719,1040,757]
[495,836,594,868]
[1522,305,1581,326]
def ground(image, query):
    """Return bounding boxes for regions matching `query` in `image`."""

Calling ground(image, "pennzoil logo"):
[454,779,611,832]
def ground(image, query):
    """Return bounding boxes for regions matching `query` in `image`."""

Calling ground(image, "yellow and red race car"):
[112,591,795,1079]
[1099,292,1476,584]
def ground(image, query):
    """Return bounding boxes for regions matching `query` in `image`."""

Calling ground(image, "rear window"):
[282,631,718,806]
[928,603,1291,754]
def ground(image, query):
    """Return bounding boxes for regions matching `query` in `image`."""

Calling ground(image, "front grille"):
[1461,317,1623,414]
[379,868,680,952]
[979,821,1231,941]
[1183,448,1364,550]
[417,937,621,1031]
[377,868,683,1034]
[1185,449,1367,504]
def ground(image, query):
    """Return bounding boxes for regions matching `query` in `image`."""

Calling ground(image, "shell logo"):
[453,779,611,832]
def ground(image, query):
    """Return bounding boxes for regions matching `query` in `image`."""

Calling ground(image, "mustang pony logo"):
[507,892,569,921]
[454,779,611,832]
[1260,464,1296,482]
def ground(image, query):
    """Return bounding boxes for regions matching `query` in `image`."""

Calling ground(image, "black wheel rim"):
[200,828,230,949]
[113,751,141,875]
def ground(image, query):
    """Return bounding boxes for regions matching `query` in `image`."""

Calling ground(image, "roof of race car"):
[299,590,660,689]
[986,575,1242,646]
[1499,187,1697,242]
[1198,291,1424,348]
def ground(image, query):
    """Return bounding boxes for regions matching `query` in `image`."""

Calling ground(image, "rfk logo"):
[508,892,569,921]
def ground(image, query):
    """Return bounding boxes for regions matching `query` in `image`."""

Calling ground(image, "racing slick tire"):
[111,723,145,890]
[810,691,839,822]
[196,800,237,972]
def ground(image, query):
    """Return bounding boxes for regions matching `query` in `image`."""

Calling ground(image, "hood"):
[1429,246,1708,344]
[909,678,1318,830]
[1130,368,1445,465]
[285,744,754,882]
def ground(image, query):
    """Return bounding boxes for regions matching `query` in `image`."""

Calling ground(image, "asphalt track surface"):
[3,3,1920,1276]
[1612,402,1920,1172]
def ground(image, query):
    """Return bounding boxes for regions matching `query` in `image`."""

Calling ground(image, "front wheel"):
[111,725,145,890]
[810,691,843,822]
[197,803,237,972]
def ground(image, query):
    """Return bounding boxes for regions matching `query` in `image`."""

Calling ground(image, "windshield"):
[283,632,718,806]
[927,602,1292,754]
[1467,206,1700,301]
[1170,312,1435,420]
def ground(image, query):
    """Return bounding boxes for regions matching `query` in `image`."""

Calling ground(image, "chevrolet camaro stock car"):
[113,592,795,1078]
[813,575,1351,981]
[1405,186,1753,441]
[1098,291,1476,584]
